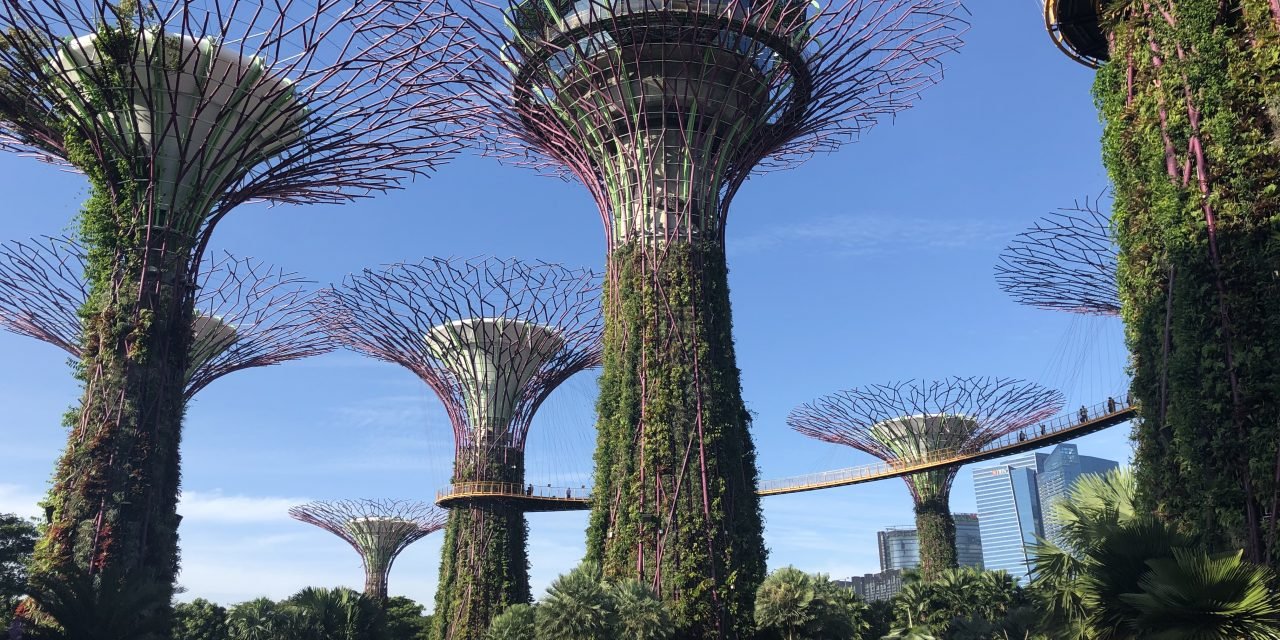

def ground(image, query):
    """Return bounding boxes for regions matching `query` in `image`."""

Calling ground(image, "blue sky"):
[0,0,1132,608]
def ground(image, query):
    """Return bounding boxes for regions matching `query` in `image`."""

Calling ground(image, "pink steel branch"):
[995,195,1121,317]
[788,377,1065,499]
[315,257,603,456]
[0,236,334,399]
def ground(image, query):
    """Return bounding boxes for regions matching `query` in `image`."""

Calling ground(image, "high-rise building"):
[876,514,983,572]
[1038,444,1119,545]
[954,513,985,569]
[973,452,1045,583]
[840,569,905,602]
[878,527,920,572]
[973,445,1119,583]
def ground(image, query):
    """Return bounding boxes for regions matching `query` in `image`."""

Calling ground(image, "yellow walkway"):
[435,397,1137,510]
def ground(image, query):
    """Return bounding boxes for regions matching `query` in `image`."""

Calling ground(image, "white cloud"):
[732,213,1008,257]
[179,491,309,524]
[0,484,42,518]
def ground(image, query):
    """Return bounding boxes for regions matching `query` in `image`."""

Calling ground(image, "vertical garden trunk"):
[431,451,530,640]
[30,177,195,633]
[1098,0,1280,561]
[586,242,767,640]
[914,493,958,579]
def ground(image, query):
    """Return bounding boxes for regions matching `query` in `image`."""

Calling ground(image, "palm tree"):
[487,604,536,640]
[1123,549,1280,639]
[535,562,615,640]
[754,567,817,640]
[21,570,170,640]
[1030,467,1280,639]
[609,579,673,640]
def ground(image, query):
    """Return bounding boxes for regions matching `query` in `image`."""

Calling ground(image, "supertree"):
[316,257,603,640]
[994,196,1120,317]
[0,236,332,398]
[0,0,472,625]
[289,500,448,602]
[1042,0,1280,562]
[788,377,1064,579]
[451,0,966,635]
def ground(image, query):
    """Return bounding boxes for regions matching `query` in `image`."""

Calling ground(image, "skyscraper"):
[973,445,1120,582]
[973,452,1045,582]
[876,514,983,572]
[1038,444,1119,545]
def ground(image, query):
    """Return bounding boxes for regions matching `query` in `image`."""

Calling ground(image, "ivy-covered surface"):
[30,125,194,631]
[585,242,766,640]
[913,492,958,579]
[20,23,200,633]
[430,450,531,640]
[1097,0,1280,561]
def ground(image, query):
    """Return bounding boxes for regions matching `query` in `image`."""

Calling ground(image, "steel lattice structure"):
[0,236,333,398]
[789,377,1064,577]
[318,257,603,459]
[317,256,602,639]
[995,196,1120,317]
[289,500,447,602]
[450,1,966,636]
[463,0,967,245]
[0,0,473,629]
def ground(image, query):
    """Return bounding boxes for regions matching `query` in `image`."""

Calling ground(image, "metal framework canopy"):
[317,257,603,456]
[288,499,447,601]
[0,0,472,242]
[460,0,966,245]
[0,236,333,398]
[995,196,1120,317]
[788,377,1065,499]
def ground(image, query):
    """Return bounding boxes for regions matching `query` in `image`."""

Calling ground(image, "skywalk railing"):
[756,396,1134,495]
[434,396,1138,504]
[436,481,590,502]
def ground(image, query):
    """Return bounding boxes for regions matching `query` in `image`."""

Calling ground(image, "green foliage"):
[609,579,674,640]
[1030,468,1280,639]
[753,567,868,640]
[285,586,384,640]
[1123,549,1280,639]
[22,569,172,640]
[173,599,229,640]
[384,595,432,640]
[486,563,675,640]
[914,496,958,580]
[535,562,615,640]
[585,242,766,639]
[429,503,530,640]
[486,604,536,640]
[1096,0,1280,562]
[889,567,1030,639]
[0,513,37,626]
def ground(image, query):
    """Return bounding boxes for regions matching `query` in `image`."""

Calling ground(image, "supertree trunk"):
[32,154,196,628]
[431,450,531,640]
[1096,0,1280,562]
[587,242,765,639]
[913,489,957,579]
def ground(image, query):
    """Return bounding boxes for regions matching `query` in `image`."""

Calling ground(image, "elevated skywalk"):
[434,397,1137,510]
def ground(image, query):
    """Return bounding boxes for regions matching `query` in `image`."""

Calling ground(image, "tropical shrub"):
[754,566,869,640]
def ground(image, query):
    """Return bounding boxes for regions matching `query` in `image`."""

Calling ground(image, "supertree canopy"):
[317,257,602,640]
[1040,0,1280,563]
[0,236,332,398]
[788,377,1064,578]
[994,196,1120,317]
[0,0,471,626]
[289,500,448,602]
[455,1,966,635]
